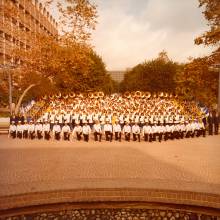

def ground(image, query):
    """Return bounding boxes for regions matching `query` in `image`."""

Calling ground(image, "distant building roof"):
[108,71,125,82]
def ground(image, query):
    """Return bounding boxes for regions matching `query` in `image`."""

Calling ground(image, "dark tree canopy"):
[120,55,182,93]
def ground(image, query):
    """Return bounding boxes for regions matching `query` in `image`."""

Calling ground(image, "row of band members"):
[9,120,207,142]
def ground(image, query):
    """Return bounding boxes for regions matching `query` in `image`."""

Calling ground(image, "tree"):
[0,0,102,114]
[195,0,220,46]
[120,52,181,93]
[176,56,219,107]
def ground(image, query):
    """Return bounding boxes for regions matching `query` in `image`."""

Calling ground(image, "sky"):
[90,0,212,70]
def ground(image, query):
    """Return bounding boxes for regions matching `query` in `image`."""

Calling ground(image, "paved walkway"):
[0,135,219,198]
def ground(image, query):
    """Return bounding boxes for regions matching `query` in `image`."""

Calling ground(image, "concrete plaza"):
[0,135,219,199]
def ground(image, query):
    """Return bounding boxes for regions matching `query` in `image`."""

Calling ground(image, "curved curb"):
[0,188,220,211]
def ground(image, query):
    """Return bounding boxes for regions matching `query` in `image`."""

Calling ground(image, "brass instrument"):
[88,92,94,99]
[135,91,142,98]
[124,91,131,99]
[49,94,54,99]
[159,92,164,97]
[145,92,151,99]
[42,95,47,100]
[63,94,69,99]
[153,93,157,98]
[98,91,104,98]
[164,92,169,98]
[55,93,61,99]
[69,92,75,98]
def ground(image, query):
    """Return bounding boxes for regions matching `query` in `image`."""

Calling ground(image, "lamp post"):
[0,63,16,115]
[209,63,220,114]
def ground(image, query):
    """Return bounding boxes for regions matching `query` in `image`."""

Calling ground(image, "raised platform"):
[0,135,219,217]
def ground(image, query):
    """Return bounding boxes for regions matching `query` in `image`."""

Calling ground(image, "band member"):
[132,122,141,142]
[43,121,51,140]
[35,121,43,139]
[185,121,192,138]
[93,120,102,142]
[16,121,23,139]
[62,121,71,141]
[73,121,83,141]
[53,121,61,140]
[28,120,35,139]
[142,122,151,142]
[104,119,113,141]
[207,112,213,135]
[64,110,72,128]
[123,121,131,141]
[164,123,172,141]
[22,120,29,139]
[198,119,206,137]
[179,121,186,139]
[213,112,219,135]
[82,121,91,142]
[113,120,121,141]
[8,121,16,139]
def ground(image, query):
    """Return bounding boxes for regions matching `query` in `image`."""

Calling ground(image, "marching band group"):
[8,92,217,142]
[9,118,206,142]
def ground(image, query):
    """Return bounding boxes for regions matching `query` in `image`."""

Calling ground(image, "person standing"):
[8,121,17,139]
[16,121,23,139]
[93,120,102,142]
[207,112,213,135]
[82,121,91,142]
[103,119,113,142]
[113,120,122,141]
[53,121,61,141]
[62,122,71,141]
[28,120,35,139]
[73,121,83,141]
[35,121,43,140]
[123,121,131,141]
[43,121,51,140]
[22,120,29,139]
[142,122,151,142]
[213,111,219,135]
[132,122,141,142]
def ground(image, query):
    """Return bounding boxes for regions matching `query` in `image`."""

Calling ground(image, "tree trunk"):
[15,84,36,115]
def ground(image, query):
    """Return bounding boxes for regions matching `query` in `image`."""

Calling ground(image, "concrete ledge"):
[0,188,220,211]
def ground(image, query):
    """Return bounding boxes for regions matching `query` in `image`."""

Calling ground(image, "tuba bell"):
[69,92,75,98]
[124,91,131,99]
[98,91,104,98]
[49,94,54,99]
[145,92,151,99]
[159,92,164,98]
[42,95,47,100]
[63,94,69,99]
[55,93,61,99]
[135,91,142,98]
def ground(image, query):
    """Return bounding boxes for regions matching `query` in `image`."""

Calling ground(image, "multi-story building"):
[108,71,125,83]
[0,0,58,64]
